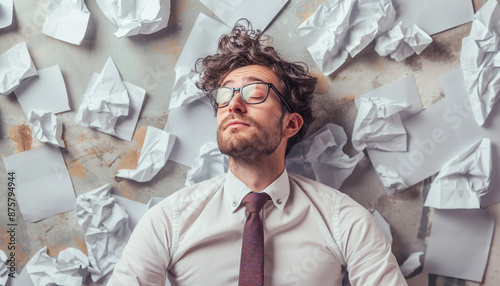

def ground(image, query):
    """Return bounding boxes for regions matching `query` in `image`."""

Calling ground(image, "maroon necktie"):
[238,192,271,286]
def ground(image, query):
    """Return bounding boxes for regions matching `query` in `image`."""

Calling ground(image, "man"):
[108,22,407,286]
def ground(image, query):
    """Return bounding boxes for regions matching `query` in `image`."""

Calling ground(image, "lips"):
[224,120,250,130]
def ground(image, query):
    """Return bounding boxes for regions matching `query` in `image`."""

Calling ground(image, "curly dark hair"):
[196,20,317,155]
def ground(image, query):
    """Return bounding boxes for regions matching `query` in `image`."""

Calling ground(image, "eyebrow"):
[221,76,265,87]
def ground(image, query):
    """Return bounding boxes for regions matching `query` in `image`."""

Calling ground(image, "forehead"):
[222,65,280,86]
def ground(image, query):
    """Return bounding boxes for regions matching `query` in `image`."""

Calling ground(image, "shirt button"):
[277,199,282,204]
[232,201,238,207]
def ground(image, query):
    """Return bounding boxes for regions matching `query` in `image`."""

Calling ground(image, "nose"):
[227,89,246,114]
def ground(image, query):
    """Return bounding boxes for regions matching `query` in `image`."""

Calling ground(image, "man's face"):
[216,65,286,162]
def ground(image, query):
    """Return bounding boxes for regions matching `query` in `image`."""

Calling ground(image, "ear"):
[283,113,304,139]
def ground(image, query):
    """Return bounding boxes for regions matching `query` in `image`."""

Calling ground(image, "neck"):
[228,152,285,192]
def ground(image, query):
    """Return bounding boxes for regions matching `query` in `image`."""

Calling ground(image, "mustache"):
[220,114,258,129]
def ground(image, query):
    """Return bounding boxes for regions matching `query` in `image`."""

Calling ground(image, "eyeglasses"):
[208,82,292,112]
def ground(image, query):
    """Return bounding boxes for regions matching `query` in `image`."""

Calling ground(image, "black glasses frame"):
[208,82,293,113]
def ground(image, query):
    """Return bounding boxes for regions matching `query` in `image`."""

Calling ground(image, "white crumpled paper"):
[375,22,433,62]
[461,0,500,126]
[96,0,170,38]
[0,0,14,29]
[116,126,175,182]
[368,209,392,244]
[286,123,364,189]
[75,57,130,136]
[168,67,205,110]
[375,165,408,194]
[424,138,492,209]
[28,110,65,148]
[0,42,38,95]
[75,184,131,282]
[0,249,8,286]
[352,96,411,152]
[298,0,395,75]
[400,252,424,278]
[185,142,228,186]
[42,0,90,45]
[25,247,89,286]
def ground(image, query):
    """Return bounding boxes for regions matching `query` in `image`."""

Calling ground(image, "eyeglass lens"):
[212,83,269,107]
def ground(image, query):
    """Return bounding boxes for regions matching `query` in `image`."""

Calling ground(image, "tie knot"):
[242,192,271,213]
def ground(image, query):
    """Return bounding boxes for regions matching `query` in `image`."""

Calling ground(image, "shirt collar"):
[225,169,290,212]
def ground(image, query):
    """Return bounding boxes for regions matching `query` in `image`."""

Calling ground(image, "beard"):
[217,113,283,163]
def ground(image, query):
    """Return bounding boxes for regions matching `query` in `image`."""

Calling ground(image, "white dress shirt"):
[108,169,407,286]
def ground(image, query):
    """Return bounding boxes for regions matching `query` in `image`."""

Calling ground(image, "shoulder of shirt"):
[150,173,227,210]
[287,172,348,203]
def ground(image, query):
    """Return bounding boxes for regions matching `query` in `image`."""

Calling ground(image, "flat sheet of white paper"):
[185,141,228,186]
[169,13,231,110]
[75,184,131,282]
[400,252,423,278]
[26,247,88,286]
[0,42,38,95]
[375,22,432,62]
[297,0,395,75]
[368,69,500,206]
[354,74,423,121]
[28,110,65,147]
[285,123,364,190]
[393,0,474,35]
[95,0,170,38]
[0,0,14,29]
[83,73,146,141]
[352,96,410,152]
[14,65,69,115]
[75,57,130,136]
[2,144,76,222]
[42,0,90,45]
[0,250,8,286]
[116,126,175,182]
[368,209,392,244]
[199,0,288,31]
[422,209,494,282]
[461,0,500,126]
[424,138,492,209]
[164,98,217,167]
[112,195,147,230]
